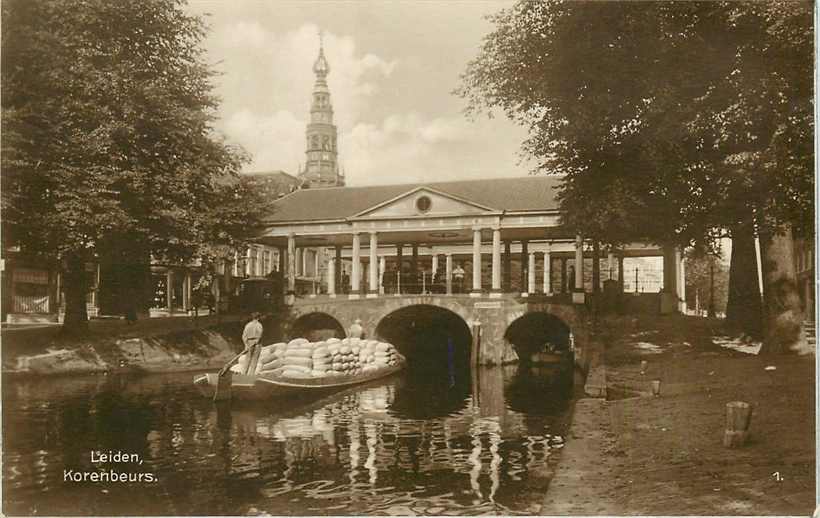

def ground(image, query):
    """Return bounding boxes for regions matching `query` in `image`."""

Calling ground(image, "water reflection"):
[3,363,574,516]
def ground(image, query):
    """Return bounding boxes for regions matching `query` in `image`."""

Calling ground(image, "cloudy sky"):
[185,0,531,186]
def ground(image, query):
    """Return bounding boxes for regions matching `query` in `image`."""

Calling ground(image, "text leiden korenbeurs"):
[64,451,157,483]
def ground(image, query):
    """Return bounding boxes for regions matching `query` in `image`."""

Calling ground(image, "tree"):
[685,249,729,317]
[459,1,812,352]
[2,0,253,334]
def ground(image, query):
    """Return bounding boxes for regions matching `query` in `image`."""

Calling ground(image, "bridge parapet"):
[285,294,589,366]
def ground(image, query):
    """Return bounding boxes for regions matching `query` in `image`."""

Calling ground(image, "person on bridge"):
[453,263,466,293]
[348,318,365,339]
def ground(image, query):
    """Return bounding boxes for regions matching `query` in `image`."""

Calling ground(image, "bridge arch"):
[290,311,346,341]
[504,311,571,362]
[375,304,473,370]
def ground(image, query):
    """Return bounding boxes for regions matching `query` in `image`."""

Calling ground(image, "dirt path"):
[542,315,816,516]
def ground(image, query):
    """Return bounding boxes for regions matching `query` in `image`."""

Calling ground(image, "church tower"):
[298,33,344,188]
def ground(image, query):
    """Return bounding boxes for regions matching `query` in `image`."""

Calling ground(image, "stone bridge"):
[281,294,593,367]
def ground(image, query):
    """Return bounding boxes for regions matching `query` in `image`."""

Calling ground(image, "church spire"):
[297,30,343,188]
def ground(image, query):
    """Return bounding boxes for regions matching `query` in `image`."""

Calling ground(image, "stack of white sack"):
[311,341,331,377]
[367,342,400,370]
[233,337,402,379]
[255,342,289,374]
[329,337,363,376]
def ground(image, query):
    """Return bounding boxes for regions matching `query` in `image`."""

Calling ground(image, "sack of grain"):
[375,343,390,353]
[260,358,286,371]
[282,356,312,369]
[258,366,287,376]
[312,345,329,358]
[285,347,313,358]
[348,337,361,348]
[259,343,286,364]
[288,338,310,348]
[340,346,351,355]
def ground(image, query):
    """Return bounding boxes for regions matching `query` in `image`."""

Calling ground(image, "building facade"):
[258,176,688,314]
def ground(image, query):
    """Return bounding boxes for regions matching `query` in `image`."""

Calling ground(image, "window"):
[416,195,432,213]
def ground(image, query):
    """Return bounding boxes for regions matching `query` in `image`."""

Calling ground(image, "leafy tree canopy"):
[459,0,812,247]
[1,0,255,265]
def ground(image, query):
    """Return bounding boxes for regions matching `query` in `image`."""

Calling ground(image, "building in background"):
[296,34,345,189]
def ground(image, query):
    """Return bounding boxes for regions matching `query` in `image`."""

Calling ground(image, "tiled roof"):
[266,176,564,222]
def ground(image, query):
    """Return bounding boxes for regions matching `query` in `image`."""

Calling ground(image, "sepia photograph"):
[0,0,815,516]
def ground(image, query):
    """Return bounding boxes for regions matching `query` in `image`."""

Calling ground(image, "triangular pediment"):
[353,187,497,219]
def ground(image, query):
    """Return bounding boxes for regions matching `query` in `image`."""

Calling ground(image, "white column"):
[185,272,193,311]
[607,252,615,281]
[287,233,296,293]
[446,253,453,295]
[432,254,439,276]
[491,228,502,296]
[379,256,386,294]
[543,244,551,295]
[314,250,320,278]
[350,233,361,299]
[304,249,310,277]
[677,247,686,312]
[368,232,378,297]
[527,252,536,294]
[246,247,252,277]
[471,228,482,297]
[166,270,173,311]
[327,257,336,297]
[573,234,585,303]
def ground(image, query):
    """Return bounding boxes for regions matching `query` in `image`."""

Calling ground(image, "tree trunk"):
[726,225,762,338]
[592,241,601,293]
[759,226,808,354]
[62,253,89,335]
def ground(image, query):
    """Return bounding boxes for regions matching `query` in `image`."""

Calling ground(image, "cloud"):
[202,20,529,181]
[342,113,528,185]
[207,23,397,153]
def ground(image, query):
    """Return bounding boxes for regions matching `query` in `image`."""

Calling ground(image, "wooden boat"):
[194,357,406,401]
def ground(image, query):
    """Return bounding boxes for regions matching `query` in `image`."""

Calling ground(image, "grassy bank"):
[0,314,272,377]
[543,314,815,515]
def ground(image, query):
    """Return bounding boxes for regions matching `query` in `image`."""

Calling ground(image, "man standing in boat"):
[241,312,264,374]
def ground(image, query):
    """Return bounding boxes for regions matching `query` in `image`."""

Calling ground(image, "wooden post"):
[723,401,753,448]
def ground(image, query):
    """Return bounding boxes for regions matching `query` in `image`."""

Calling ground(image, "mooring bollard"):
[640,360,648,375]
[723,401,752,448]
[651,379,661,396]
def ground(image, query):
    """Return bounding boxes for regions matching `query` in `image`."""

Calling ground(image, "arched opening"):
[504,312,571,363]
[375,305,472,370]
[291,312,345,341]
[375,305,472,419]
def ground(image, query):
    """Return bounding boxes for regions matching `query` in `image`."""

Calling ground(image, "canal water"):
[3,364,576,516]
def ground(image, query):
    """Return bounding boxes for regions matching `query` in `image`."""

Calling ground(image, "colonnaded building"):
[257,38,687,316]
